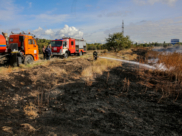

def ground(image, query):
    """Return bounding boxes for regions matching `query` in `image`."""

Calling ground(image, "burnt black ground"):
[0,58,182,136]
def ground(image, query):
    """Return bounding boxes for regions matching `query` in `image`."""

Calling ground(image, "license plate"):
[54,47,57,51]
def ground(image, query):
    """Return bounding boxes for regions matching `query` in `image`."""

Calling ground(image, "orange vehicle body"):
[9,34,39,61]
[0,34,6,53]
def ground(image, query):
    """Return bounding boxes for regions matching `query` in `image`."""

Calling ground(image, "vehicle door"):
[27,38,38,56]
[32,38,38,55]
[63,40,69,54]
[27,39,34,55]
[32,39,39,60]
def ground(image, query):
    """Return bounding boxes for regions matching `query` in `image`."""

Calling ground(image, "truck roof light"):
[55,39,57,40]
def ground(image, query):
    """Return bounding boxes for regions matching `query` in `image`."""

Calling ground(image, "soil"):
[0,57,182,136]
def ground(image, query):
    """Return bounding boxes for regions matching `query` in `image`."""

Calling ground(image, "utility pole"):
[122,20,124,36]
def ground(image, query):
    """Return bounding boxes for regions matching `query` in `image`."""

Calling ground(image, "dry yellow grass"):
[49,66,67,75]
[158,52,182,70]
[20,123,36,132]
[28,91,40,97]
[0,66,18,75]
[19,59,52,69]
[118,48,133,54]
[81,58,122,78]
[140,51,182,99]
[92,66,103,75]
[2,126,13,134]
[81,67,93,77]
[0,56,66,74]
[80,53,91,59]
[146,51,182,74]
[157,52,182,84]
[23,102,38,119]
[93,58,121,68]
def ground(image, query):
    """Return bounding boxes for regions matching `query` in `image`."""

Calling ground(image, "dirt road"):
[0,58,182,136]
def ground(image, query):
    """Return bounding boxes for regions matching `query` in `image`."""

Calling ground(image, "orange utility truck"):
[0,32,39,66]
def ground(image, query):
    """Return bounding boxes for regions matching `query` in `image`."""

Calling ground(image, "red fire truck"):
[50,37,87,58]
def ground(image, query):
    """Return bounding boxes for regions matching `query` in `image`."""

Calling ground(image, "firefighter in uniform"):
[45,45,52,60]
[93,50,98,60]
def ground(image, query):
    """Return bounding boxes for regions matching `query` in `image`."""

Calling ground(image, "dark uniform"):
[45,46,52,60]
[93,51,98,60]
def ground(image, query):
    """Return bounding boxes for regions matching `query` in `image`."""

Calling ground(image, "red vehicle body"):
[50,37,86,58]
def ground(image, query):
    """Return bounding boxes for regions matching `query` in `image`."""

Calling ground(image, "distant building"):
[171,39,179,45]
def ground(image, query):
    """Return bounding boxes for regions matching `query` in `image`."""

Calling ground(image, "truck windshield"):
[50,41,62,47]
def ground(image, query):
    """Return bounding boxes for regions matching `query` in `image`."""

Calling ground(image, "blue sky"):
[0,0,182,43]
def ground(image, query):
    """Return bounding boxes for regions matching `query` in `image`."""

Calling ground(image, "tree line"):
[36,33,181,53]
[86,43,106,50]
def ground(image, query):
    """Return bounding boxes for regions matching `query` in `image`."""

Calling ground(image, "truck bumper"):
[52,52,64,56]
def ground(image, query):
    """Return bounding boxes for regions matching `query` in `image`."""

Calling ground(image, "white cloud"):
[32,27,45,38]
[45,29,54,35]
[133,0,178,6]
[58,25,83,38]
[34,27,43,33]
[32,25,83,39]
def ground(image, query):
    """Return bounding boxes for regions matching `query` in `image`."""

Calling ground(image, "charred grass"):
[0,54,182,135]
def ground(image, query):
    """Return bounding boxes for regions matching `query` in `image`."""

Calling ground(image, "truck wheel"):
[24,55,33,65]
[68,51,71,56]
[79,51,82,56]
[64,52,68,58]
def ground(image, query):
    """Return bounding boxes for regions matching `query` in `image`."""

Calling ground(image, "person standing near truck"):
[42,46,46,60]
[49,44,52,50]
[45,45,52,60]
[49,44,52,57]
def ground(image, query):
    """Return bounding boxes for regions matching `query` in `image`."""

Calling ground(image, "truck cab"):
[50,39,64,56]
[8,33,39,65]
